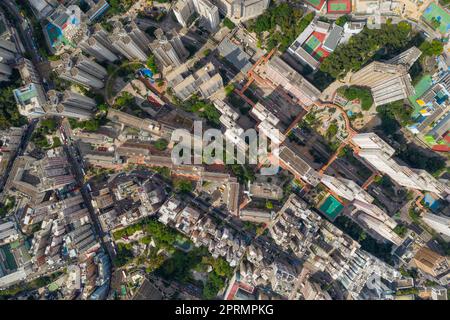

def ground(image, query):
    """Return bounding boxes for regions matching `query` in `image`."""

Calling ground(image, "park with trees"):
[337,86,374,111]
[248,3,314,51]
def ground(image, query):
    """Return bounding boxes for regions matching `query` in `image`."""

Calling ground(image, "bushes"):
[203,49,211,57]
[153,138,168,151]
[338,86,374,110]
[224,83,235,96]
[179,95,221,127]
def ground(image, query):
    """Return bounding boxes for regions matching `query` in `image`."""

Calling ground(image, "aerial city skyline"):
[0,0,449,305]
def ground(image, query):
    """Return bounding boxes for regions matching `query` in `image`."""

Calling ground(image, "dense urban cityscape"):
[0,0,449,305]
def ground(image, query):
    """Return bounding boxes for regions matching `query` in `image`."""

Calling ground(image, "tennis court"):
[303,35,321,55]
[304,0,326,9]
[422,3,450,34]
[327,0,352,13]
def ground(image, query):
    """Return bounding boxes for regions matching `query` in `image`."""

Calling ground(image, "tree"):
[335,15,350,27]
[265,200,273,210]
[249,4,313,51]
[173,178,193,193]
[376,101,412,135]
[203,273,224,299]
[114,92,134,109]
[203,49,211,57]
[113,243,134,267]
[224,83,235,96]
[146,55,158,74]
[338,86,374,110]
[320,23,413,79]
[419,40,444,57]
[153,138,168,151]
[223,18,236,30]
[0,71,27,129]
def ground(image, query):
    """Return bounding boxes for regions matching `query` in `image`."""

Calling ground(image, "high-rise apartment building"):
[79,35,119,63]
[349,47,421,106]
[173,0,220,31]
[45,90,96,120]
[54,52,107,89]
[422,212,450,237]
[149,29,188,69]
[171,63,223,100]
[214,0,270,21]
[352,133,449,198]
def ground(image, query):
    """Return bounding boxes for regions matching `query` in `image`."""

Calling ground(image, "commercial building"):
[82,0,110,22]
[351,200,403,246]
[108,21,149,62]
[13,83,47,118]
[217,37,253,74]
[320,174,374,204]
[107,109,175,140]
[27,0,56,19]
[240,209,273,223]
[171,62,224,100]
[408,72,450,150]
[249,182,283,200]
[0,221,19,245]
[79,34,119,63]
[413,247,449,277]
[43,4,86,55]
[350,47,422,106]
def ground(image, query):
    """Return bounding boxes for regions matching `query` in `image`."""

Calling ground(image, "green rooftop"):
[319,195,344,221]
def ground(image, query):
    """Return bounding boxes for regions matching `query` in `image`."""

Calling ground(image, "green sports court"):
[304,0,326,10]
[422,3,450,34]
[408,75,433,118]
[319,195,344,221]
[303,35,321,54]
[327,0,352,13]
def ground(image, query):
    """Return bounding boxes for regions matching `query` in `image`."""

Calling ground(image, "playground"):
[408,75,433,118]
[422,3,450,34]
